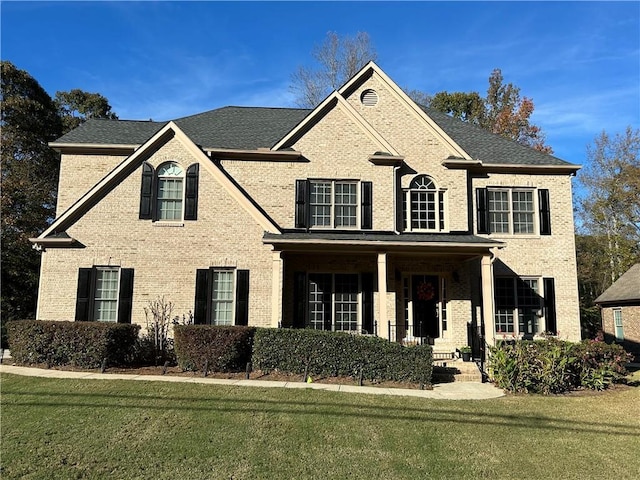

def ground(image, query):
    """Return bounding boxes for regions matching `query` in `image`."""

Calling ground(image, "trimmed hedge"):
[6,320,140,368]
[251,328,433,385]
[174,325,256,372]
[488,338,632,394]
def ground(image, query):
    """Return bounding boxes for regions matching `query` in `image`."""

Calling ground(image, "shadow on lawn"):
[4,384,639,438]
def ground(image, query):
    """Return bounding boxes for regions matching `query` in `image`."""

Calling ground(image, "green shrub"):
[251,328,433,386]
[173,325,256,372]
[489,338,632,394]
[6,320,140,368]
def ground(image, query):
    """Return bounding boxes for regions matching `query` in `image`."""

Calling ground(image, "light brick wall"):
[221,105,396,230]
[38,137,274,331]
[344,73,470,232]
[472,173,581,341]
[56,153,128,216]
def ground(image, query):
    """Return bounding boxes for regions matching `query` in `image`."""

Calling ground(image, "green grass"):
[1,373,639,480]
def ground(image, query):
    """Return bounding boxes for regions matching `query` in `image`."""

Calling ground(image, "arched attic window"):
[404,174,447,232]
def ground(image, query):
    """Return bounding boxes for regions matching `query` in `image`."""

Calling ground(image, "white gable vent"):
[360,89,378,107]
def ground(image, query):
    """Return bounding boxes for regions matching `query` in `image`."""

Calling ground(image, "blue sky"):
[2,1,639,168]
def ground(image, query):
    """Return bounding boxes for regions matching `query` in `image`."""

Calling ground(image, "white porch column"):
[377,253,389,339]
[481,254,495,347]
[271,250,283,328]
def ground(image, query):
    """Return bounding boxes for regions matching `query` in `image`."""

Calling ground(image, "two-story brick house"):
[30,62,582,355]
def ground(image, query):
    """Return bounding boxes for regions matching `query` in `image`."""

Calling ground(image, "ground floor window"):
[75,267,134,323]
[293,272,374,334]
[194,268,249,326]
[494,277,544,336]
[613,309,624,341]
[93,268,120,322]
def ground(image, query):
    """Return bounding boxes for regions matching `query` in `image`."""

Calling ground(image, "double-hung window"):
[403,175,447,232]
[307,273,360,332]
[93,268,120,322]
[494,277,548,336]
[194,268,250,326]
[309,180,358,228]
[477,187,551,235]
[75,267,134,323]
[488,189,534,234]
[157,162,184,221]
[139,162,199,222]
[295,179,372,230]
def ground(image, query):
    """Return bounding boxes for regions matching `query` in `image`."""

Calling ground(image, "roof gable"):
[34,122,280,244]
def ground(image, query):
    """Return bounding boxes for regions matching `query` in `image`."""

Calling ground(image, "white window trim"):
[93,267,120,323]
[156,161,186,222]
[487,187,538,236]
[613,308,624,342]
[404,188,449,233]
[210,268,236,326]
[309,179,360,230]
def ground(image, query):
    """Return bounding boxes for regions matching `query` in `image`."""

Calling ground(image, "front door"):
[411,275,439,338]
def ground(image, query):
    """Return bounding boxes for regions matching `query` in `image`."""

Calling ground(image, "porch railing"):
[387,321,434,346]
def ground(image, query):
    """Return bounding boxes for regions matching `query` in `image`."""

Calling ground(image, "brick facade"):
[35,63,582,349]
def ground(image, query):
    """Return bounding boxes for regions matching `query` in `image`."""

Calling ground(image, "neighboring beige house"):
[30,62,582,356]
[595,263,640,357]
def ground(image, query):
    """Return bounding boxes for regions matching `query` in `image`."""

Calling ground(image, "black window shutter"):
[184,163,199,221]
[194,269,210,325]
[293,272,307,328]
[295,179,309,229]
[75,268,94,321]
[361,273,374,334]
[361,181,373,230]
[139,162,155,220]
[117,269,134,324]
[543,278,557,335]
[235,270,250,326]
[476,188,490,234]
[538,189,551,235]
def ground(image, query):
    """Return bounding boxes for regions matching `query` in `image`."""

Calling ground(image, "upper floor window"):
[477,187,551,236]
[139,161,199,222]
[295,179,372,230]
[157,163,184,221]
[403,175,447,232]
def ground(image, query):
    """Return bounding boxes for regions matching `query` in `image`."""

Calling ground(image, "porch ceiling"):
[263,231,504,255]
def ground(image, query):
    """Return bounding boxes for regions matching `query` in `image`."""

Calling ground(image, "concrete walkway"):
[0,363,505,400]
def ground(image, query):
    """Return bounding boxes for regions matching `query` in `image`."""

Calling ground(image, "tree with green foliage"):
[1,61,63,322]
[55,89,118,134]
[1,62,118,327]
[290,31,377,108]
[576,127,640,336]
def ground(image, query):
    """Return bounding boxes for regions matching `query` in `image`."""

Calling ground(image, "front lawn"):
[1,372,639,479]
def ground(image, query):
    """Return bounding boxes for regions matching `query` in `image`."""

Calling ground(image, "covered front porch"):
[264,232,504,354]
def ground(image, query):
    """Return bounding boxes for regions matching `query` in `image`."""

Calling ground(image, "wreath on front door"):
[417,281,435,301]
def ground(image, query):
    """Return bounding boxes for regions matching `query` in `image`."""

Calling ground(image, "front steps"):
[432,358,483,383]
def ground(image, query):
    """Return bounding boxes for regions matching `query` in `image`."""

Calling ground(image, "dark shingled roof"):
[53,103,576,167]
[595,263,640,305]
[421,106,574,166]
[173,107,311,150]
[264,231,503,245]
[55,118,167,145]
[54,107,311,150]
